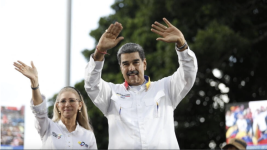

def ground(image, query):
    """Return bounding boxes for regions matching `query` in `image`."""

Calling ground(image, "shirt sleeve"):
[166,46,198,109]
[30,95,50,139]
[84,54,112,116]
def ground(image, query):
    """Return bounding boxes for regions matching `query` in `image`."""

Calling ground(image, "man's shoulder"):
[107,81,125,90]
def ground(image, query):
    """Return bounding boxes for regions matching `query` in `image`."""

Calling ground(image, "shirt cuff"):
[176,46,193,61]
[30,95,47,115]
[88,54,105,72]
[175,46,198,71]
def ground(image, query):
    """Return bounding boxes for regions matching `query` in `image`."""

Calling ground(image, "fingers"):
[115,36,124,44]
[31,61,35,68]
[151,28,163,37]
[15,67,23,73]
[17,60,27,67]
[113,23,123,37]
[156,37,166,42]
[163,18,172,27]
[154,21,168,30]
[106,24,114,34]
[151,23,165,32]
[106,22,123,38]
[106,22,123,33]
[13,62,24,72]
[110,22,119,35]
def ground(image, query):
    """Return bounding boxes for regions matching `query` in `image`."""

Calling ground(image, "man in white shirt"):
[84,18,198,149]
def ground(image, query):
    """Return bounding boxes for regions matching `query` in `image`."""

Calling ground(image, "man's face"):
[120,52,146,86]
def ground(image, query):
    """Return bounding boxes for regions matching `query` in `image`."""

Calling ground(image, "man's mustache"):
[127,70,139,76]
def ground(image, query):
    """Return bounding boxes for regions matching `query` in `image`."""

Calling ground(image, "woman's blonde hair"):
[52,87,93,131]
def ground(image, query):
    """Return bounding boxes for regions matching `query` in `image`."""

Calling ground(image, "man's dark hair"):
[117,43,145,64]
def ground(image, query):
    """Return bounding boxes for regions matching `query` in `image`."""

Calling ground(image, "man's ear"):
[143,58,147,70]
[120,64,123,72]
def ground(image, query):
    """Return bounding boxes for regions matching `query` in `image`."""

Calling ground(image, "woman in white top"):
[13,60,97,149]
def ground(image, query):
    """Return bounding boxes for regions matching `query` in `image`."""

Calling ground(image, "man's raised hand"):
[97,22,124,52]
[151,18,186,47]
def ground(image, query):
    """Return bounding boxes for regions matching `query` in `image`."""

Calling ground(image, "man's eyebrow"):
[133,59,140,62]
[122,59,140,64]
[122,61,129,64]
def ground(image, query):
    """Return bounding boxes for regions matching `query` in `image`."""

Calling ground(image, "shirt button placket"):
[67,134,71,149]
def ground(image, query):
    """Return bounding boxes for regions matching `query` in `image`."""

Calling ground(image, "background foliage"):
[48,0,267,149]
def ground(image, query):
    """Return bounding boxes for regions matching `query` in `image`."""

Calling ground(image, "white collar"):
[129,79,148,91]
[58,120,79,133]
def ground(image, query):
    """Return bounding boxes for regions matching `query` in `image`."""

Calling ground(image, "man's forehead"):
[121,52,141,61]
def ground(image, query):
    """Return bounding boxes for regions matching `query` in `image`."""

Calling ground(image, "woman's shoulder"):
[79,125,94,135]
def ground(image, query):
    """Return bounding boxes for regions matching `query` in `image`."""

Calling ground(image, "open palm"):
[151,18,185,45]
[97,22,124,51]
[14,61,38,80]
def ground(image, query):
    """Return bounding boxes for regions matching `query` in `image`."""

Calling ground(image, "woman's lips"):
[64,109,72,111]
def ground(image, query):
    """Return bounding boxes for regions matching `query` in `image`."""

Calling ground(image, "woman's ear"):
[79,101,83,110]
[56,103,59,111]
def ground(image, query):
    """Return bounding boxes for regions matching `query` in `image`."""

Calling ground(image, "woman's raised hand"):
[14,61,38,81]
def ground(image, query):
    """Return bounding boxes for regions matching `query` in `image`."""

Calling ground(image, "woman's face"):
[56,91,82,119]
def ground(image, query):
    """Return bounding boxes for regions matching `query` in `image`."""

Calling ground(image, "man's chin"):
[128,80,142,86]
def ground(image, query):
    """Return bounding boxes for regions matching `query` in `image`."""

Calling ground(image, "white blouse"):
[30,98,97,149]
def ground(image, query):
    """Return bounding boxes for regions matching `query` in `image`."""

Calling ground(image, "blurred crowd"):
[225,104,267,146]
[1,106,24,147]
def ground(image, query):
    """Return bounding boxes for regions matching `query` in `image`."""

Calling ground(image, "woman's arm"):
[14,60,50,138]
[13,61,42,105]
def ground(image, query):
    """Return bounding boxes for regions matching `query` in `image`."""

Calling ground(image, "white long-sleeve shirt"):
[84,46,198,149]
[30,97,97,149]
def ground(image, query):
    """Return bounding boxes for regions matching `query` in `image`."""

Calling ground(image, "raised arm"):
[13,61,42,105]
[14,61,50,138]
[85,22,124,115]
[151,18,198,108]
[93,22,124,61]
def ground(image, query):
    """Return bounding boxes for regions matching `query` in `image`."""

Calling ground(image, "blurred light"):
[220,94,229,103]
[212,68,222,79]
[210,81,216,87]
[119,3,124,7]
[196,99,201,105]
[200,117,205,123]
[220,142,226,149]
[174,121,178,127]
[253,8,259,14]
[252,93,256,97]
[199,90,205,96]
[218,83,229,93]
[209,140,216,149]
[241,80,245,86]
[224,75,230,82]
[229,56,237,63]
